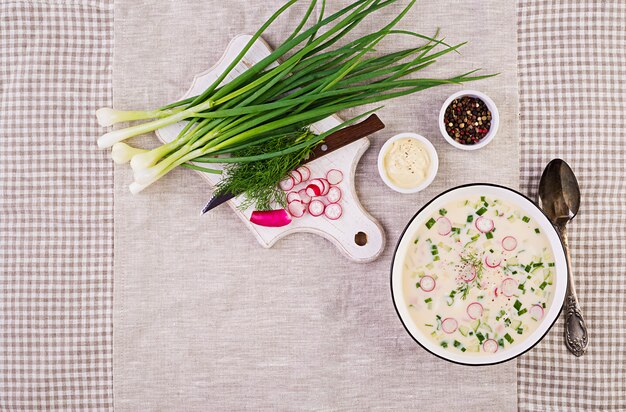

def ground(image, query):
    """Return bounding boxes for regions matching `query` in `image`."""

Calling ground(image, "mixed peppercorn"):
[444,96,492,145]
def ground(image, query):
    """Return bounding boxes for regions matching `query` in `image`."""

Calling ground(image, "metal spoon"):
[538,159,588,356]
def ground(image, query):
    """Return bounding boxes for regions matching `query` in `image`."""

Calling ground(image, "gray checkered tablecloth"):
[0,0,625,410]
[517,1,626,410]
[0,0,113,410]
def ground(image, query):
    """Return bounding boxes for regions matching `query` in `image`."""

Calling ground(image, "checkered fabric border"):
[0,1,113,410]
[517,1,626,410]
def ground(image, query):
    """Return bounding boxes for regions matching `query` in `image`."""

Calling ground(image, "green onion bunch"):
[96,0,493,195]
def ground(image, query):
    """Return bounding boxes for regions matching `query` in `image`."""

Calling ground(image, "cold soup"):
[402,195,556,355]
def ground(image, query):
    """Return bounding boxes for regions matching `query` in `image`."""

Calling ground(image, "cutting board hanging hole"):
[355,231,368,246]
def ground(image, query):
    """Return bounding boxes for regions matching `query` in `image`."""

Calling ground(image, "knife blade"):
[201,114,385,214]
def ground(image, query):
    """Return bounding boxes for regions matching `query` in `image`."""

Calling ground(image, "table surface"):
[1,1,625,411]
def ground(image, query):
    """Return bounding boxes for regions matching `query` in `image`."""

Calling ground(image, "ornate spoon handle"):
[559,228,588,356]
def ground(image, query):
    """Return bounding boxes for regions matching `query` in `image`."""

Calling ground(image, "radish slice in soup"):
[436,217,452,236]
[441,318,458,334]
[529,304,545,320]
[475,216,494,233]
[502,236,518,251]
[419,275,436,292]
[466,302,484,319]
[483,339,498,353]
[484,254,501,268]
[501,278,518,297]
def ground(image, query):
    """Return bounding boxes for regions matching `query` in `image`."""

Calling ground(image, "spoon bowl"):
[538,159,581,225]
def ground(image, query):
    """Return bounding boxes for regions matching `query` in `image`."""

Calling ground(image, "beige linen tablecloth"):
[112,1,518,410]
[2,0,626,411]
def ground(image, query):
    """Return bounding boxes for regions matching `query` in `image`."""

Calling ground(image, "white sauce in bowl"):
[382,137,430,189]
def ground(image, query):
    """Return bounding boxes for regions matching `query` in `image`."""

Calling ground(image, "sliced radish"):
[279,176,294,191]
[467,302,484,319]
[460,266,476,283]
[298,189,311,204]
[475,216,494,233]
[289,169,302,185]
[436,217,452,236]
[297,166,310,182]
[441,318,458,334]
[288,201,306,218]
[319,178,330,195]
[483,339,498,353]
[502,236,518,251]
[501,277,517,297]
[324,203,342,220]
[309,178,325,193]
[419,275,436,292]
[326,169,343,185]
[308,200,325,217]
[306,184,321,197]
[484,254,501,268]
[494,287,499,297]
[327,186,342,203]
[287,191,301,203]
[529,304,544,320]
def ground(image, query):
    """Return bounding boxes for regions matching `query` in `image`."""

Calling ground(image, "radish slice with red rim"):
[441,318,458,334]
[460,266,476,283]
[501,277,517,297]
[475,216,494,233]
[308,200,325,216]
[319,178,330,195]
[436,217,452,236]
[288,201,306,218]
[298,189,311,204]
[306,184,321,197]
[502,236,518,251]
[466,302,484,319]
[484,254,501,268]
[286,191,301,203]
[279,176,294,191]
[297,166,310,182]
[326,169,343,185]
[327,186,342,203]
[289,169,302,185]
[483,339,498,353]
[419,275,436,292]
[324,203,342,220]
[529,304,544,320]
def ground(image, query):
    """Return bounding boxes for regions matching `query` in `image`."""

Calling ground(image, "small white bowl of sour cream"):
[377,133,438,194]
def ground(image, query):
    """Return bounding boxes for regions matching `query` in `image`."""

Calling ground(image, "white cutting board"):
[156,35,385,263]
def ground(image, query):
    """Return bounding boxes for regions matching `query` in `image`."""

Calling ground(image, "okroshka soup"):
[392,185,567,365]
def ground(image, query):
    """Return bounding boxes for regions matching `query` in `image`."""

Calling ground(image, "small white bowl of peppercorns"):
[439,90,499,150]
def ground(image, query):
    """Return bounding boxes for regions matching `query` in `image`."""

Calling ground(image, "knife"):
[201,114,385,214]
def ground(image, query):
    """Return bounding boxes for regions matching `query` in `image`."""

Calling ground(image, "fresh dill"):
[215,129,316,211]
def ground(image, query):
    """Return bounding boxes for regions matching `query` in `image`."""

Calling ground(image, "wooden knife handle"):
[308,114,385,160]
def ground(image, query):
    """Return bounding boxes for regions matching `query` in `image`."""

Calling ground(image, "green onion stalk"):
[96,0,495,198]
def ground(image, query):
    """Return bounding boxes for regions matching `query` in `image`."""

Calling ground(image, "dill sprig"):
[215,129,316,211]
